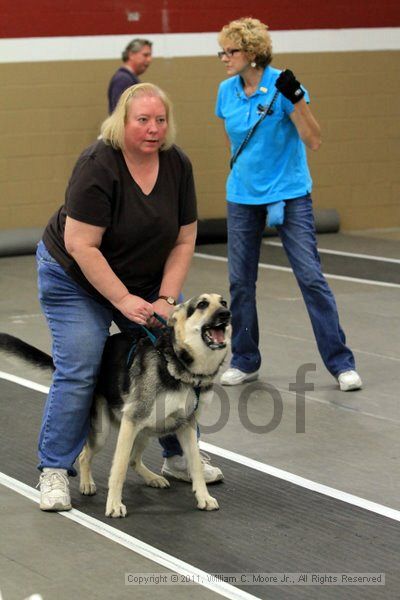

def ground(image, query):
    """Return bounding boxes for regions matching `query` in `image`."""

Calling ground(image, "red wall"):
[1,0,399,38]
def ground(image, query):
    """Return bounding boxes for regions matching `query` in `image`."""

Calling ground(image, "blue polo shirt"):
[216,66,312,204]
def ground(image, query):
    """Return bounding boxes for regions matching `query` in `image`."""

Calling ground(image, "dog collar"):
[193,386,201,412]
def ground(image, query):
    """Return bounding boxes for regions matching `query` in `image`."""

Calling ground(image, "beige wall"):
[1,51,399,231]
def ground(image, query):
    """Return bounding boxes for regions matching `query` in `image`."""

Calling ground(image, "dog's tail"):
[0,333,54,372]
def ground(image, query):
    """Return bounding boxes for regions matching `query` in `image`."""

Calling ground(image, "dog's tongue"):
[210,328,225,344]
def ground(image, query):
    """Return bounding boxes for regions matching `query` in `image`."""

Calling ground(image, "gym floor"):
[1,231,399,600]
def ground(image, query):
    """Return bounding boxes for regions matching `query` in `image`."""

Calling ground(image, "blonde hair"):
[100,83,176,151]
[218,17,273,68]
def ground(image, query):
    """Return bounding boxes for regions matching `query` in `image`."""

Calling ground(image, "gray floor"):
[0,231,399,599]
[0,486,222,600]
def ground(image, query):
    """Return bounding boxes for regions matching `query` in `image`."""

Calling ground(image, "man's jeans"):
[227,196,355,376]
[36,240,182,476]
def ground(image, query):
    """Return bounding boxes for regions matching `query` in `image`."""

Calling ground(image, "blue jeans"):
[227,196,356,377]
[36,240,183,476]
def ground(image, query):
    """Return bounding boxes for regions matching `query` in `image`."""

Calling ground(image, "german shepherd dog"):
[0,294,231,518]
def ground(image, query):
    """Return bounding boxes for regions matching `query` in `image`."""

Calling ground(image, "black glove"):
[275,69,305,104]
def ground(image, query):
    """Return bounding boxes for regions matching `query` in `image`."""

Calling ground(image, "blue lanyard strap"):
[230,89,280,169]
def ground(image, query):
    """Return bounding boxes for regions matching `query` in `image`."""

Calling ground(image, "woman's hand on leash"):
[115,294,154,324]
[147,299,175,327]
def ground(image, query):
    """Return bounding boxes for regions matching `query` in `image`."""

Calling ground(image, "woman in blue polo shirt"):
[216,17,362,391]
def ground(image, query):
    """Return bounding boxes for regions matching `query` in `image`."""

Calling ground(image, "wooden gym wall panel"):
[1,0,399,231]
[1,49,399,231]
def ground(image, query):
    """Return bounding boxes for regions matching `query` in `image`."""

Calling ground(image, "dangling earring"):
[250,61,256,68]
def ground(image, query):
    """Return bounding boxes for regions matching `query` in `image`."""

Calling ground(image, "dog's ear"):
[167,304,184,327]
[168,304,187,342]
[167,313,177,327]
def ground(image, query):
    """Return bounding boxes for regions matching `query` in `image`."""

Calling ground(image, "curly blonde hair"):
[218,17,273,68]
[100,83,176,151]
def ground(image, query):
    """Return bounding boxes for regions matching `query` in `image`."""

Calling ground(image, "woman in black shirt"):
[37,83,222,512]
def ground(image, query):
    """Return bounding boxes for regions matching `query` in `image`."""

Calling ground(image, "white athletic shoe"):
[337,370,362,392]
[161,452,224,483]
[220,367,259,386]
[38,469,72,511]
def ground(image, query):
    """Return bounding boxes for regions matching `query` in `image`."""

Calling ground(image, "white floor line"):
[0,370,49,394]
[269,331,400,363]
[1,371,399,523]
[0,472,260,600]
[263,240,400,264]
[194,252,400,289]
[344,348,400,363]
[271,385,400,425]
[9,313,42,319]
[199,442,400,523]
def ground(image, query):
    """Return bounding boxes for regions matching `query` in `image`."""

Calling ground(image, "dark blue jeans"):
[227,196,355,377]
[36,241,183,476]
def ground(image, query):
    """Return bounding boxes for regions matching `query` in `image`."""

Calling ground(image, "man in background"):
[107,39,153,113]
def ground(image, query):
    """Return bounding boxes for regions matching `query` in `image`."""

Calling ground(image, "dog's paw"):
[105,499,127,518]
[146,475,170,488]
[79,480,97,495]
[196,494,219,511]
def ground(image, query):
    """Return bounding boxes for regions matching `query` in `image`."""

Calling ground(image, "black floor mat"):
[197,243,400,285]
[1,379,398,599]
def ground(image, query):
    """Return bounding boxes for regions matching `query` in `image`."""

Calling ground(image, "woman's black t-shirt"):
[43,141,197,303]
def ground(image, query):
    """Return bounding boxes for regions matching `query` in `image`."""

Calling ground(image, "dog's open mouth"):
[201,323,228,350]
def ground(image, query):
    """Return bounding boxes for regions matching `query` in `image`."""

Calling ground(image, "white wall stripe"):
[1,372,399,522]
[194,252,400,289]
[0,471,260,600]
[1,28,399,63]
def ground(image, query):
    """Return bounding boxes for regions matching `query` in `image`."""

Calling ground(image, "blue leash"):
[139,312,168,344]
[126,311,201,410]
[126,311,168,367]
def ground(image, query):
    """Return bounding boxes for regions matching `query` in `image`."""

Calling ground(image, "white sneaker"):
[220,367,259,386]
[38,469,72,511]
[337,370,362,392]
[161,451,223,483]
